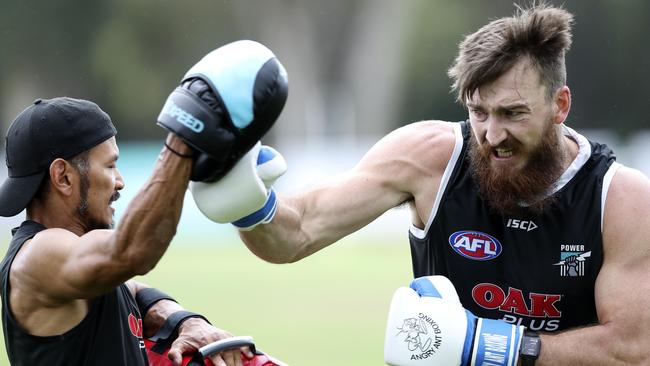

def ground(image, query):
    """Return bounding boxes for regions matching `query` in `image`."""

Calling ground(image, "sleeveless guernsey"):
[409,121,618,332]
[1,220,148,365]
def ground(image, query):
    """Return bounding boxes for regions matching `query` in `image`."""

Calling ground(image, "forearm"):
[241,179,397,263]
[538,323,647,365]
[131,281,200,338]
[239,195,310,263]
[115,134,192,274]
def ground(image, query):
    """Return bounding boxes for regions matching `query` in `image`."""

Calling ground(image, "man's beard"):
[76,175,119,230]
[468,121,566,216]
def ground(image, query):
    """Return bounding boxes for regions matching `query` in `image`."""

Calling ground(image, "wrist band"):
[136,288,177,317]
[164,142,194,159]
[148,310,210,353]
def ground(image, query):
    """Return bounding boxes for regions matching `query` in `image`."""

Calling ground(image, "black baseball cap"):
[0,97,117,217]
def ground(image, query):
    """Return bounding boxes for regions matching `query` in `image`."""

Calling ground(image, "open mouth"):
[493,148,514,158]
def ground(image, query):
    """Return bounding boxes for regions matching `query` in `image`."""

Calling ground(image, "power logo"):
[555,245,591,277]
[448,231,502,261]
[472,283,562,331]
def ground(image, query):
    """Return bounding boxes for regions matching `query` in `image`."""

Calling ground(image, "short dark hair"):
[448,2,574,104]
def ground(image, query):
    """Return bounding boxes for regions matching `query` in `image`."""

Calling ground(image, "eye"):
[469,108,488,122]
[504,110,526,120]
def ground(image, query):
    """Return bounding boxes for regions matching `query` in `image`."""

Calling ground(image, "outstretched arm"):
[536,166,650,365]
[239,121,456,263]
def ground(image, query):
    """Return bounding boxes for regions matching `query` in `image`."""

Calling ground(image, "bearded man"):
[191,4,650,365]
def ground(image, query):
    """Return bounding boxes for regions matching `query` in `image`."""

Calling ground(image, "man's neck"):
[27,204,87,236]
[560,130,580,172]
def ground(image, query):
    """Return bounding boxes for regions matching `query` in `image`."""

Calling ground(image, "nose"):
[484,117,508,147]
[115,168,125,190]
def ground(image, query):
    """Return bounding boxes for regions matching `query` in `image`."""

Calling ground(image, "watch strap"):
[519,329,541,366]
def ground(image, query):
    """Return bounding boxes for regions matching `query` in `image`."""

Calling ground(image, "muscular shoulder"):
[358,120,456,172]
[377,120,456,155]
[10,229,77,291]
[603,165,650,259]
[356,120,457,194]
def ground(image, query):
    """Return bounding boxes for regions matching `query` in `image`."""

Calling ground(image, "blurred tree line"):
[1,0,649,144]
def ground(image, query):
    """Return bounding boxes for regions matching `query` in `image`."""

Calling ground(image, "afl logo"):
[449,231,502,261]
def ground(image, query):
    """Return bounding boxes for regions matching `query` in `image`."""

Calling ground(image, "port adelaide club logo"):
[448,230,502,261]
[555,244,591,277]
[394,313,444,361]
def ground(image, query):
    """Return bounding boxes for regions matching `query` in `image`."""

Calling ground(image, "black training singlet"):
[409,121,618,332]
[1,220,148,365]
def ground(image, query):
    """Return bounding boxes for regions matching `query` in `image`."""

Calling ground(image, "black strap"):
[149,310,210,353]
[164,141,195,159]
[519,329,541,366]
[135,288,176,317]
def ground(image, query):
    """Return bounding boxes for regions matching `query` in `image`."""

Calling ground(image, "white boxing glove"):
[384,276,524,366]
[190,142,287,230]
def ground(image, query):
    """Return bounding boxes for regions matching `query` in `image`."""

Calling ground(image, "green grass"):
[0,236,413,365]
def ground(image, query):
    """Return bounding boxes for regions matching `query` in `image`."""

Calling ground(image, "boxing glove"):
[384,276,524,366]
[157,40,288,182]
[190,142,286,230]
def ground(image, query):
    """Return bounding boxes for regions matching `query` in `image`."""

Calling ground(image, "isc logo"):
[448,231,502,261]
[506,219,537,232]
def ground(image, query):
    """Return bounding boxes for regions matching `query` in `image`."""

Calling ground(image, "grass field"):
[0,235,413,365]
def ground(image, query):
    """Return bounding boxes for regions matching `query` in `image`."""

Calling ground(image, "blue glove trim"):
[232,189,277,228]
[257,146,277,164]
[262,197,278,223]
[409,277,442,298]
[470,318,522,366]
[461,310,477,366]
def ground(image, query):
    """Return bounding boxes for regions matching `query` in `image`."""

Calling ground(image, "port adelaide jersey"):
[409,121,619,332]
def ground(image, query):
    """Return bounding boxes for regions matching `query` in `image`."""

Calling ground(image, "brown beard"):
[468,121,566,215]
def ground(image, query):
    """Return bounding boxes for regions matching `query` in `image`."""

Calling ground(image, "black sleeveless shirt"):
[1,220,149,365]
[409,121,618,332]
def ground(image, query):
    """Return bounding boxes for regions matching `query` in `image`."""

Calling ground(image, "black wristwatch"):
[519,329,541,365]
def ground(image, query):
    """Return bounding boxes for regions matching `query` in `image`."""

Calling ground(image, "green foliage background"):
[2,1,650,140]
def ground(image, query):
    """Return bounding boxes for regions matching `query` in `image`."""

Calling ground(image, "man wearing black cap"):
[0,97,252,366]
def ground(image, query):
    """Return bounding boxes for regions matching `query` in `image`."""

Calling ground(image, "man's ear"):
[553,86,571,124]
[49,159,78,196]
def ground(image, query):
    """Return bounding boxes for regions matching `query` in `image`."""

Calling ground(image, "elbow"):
[130,259,158,276]
[272,252,305,264]
[624,341,650,365]
[602,322,650,365]
[114,223,176,275]
[117,252,158,276]
[116,241,166,276]
[249,246,302,264]
[241,236,307,264]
